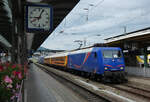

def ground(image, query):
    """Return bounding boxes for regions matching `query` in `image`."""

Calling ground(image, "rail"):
[40,66,110,102]
[17,80,24,102]
[110,83,150,99]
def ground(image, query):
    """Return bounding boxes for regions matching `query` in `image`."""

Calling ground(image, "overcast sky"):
[41,0,150,50]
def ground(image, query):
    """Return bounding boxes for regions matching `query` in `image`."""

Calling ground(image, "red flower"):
[0,65,3,72]
[6,62,10,67]
[4,75,13,84]
[24,66,28,74]
[13,71,23,79]
[12,71,17,76]
[17,72,22,79]
[12,65,16,69]
[16,71,20,75]
[17,64,22,68]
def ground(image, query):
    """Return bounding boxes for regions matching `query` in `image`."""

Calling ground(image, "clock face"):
[28,6,51,30]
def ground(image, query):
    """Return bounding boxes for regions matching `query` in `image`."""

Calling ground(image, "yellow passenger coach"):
[44,52,68,67]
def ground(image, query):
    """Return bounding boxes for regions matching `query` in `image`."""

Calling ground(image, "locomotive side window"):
[103,50,122,58]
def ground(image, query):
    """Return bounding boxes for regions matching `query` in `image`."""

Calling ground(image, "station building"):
[105,27,150,77]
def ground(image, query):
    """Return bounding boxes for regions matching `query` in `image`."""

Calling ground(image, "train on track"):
[39,47,127,83]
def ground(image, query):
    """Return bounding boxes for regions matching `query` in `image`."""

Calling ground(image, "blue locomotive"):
[43,47,127,83]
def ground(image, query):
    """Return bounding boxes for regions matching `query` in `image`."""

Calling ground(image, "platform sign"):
[25,3,53,32]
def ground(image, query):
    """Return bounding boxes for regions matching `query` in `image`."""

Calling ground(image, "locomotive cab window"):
[103,50,122,58]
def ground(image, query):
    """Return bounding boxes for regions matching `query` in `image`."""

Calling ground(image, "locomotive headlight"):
[104,67,108,70]
[120,67,124,69]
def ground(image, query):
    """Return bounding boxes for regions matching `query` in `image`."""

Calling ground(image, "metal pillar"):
[143,47,148,68]
[17,1,27,65]
[11,0,27,64]
[11,17,18,63]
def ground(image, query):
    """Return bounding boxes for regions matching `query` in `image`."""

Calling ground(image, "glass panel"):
[103,50,122,58]
[113,50,122,58]
[103,50,113,58]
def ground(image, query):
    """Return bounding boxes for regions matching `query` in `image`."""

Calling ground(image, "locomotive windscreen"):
[102,50,122,58]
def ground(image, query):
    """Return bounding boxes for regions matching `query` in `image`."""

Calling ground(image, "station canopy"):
[0,0,12,50]
[0,0,79,51]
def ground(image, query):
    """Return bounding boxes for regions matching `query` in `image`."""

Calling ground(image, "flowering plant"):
[0,62,28,101]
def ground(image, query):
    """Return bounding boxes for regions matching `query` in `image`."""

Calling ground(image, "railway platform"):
[24,63,86,102]
[23,62,150,102]
[128,75,150,86]
[126,67,150,86]
[126,67,150,77]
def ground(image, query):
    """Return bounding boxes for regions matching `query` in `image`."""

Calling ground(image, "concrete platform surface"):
[24,64,86,102]
[128,76,150,86]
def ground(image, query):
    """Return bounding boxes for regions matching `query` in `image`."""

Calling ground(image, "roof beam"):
[0,17,12,22]
[0,21,12,24]
[0,15,11,20]
[52,3,76,9]
[0,30,11,33]
[46,0,77,4]
[0,20,12,24]
[0,23,12,27]
[54,7,72,11]
[53,17,64,21]
[0,34,12,48]
[54,11,69,16]
[0,27,12,32]
[0,8,9,14]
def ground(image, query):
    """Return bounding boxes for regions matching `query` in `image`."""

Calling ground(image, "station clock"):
[26,3,53,32]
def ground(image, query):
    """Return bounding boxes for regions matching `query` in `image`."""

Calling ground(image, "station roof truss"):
[0,0,12,49]
[0,0,79,51]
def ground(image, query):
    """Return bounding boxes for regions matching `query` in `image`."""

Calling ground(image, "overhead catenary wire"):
[51,0,105,39]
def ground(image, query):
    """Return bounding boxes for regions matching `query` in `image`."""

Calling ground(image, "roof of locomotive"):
[44,47,121,58]
[44,52,69,58]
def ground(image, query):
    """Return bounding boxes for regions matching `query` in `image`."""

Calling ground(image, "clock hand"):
[31,18,38,23]
[30,17,40,19]
[38,9,44,19]
[33,17,40,18]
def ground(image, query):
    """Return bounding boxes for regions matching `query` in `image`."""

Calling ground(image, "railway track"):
[110,83,150,99]
[37,64,110,102]
[36,63,150,102]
